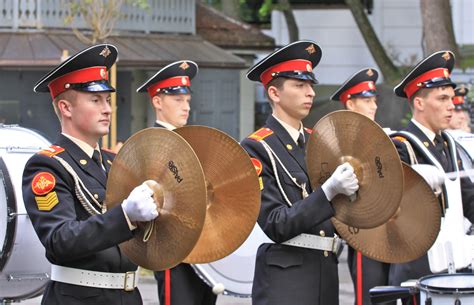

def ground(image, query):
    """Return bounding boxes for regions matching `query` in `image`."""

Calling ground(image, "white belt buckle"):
[124,271,136,291]
[331,235,341,254]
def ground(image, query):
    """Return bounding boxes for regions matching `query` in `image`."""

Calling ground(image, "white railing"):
[0,0,195,34]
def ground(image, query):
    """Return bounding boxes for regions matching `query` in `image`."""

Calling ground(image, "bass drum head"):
[0,125,51,302]
[193,224,272,297]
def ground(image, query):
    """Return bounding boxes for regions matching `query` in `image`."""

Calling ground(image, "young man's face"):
[153,93,191,128]
[271,78,315,121]
[62,91,112,141]
[414,86,455,133]
[449,109,468,130]
[346,96,378,121]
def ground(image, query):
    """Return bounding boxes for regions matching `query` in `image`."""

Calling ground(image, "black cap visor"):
[158,86,192,95]
[69,80,115,93]
[350,90,378,99]
[418,77,456,90]
[272,71,318,85]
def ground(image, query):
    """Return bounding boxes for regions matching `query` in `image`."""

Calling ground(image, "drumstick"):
[192,264,226,295]
[445,168,474,180]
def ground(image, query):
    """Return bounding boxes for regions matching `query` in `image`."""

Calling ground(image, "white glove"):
[411,164,445,193]
[121,183,159,222]
[321,162,359,201]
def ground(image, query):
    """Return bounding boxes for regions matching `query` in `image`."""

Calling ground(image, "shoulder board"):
[304,127,313,134]
[38,145,65,157]
[392,136,407,142]
[248,128,274,142]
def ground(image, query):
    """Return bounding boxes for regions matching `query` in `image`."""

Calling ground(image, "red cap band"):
[147,76,191,97]
[48,66,108,99]
[260,59,313,87]
[453,96,465,105]
[404,68,450,99]
[340,81,376,103]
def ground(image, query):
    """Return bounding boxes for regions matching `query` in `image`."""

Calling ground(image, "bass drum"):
[193,223,272,297]
[419,273,474,305]
[0,125,51,302]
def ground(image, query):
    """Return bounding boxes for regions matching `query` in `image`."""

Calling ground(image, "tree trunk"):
[345,0,401,85]
[420,0,460,63]
[278,0,298,42]
[221,0,240,20]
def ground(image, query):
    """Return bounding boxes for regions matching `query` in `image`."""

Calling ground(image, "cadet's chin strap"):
[53,155,105,216]
[260,140,309,207]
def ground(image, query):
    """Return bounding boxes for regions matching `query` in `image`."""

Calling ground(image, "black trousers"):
[154,263,217,305]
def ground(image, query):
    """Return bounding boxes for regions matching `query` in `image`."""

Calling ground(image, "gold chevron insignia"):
[35,191,59,211]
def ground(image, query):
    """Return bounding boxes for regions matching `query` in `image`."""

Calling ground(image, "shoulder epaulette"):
[304,127,313,134]
[248,127,274,142]
[392,136,407,142]
[38,145,65,157]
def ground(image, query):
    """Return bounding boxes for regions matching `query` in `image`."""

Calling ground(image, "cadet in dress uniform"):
[389,51,474,305]
[449,85,471,132]
[240,40,359,305]
[331,68,393,305]
[23,44,159,305]
[137,61,217,305]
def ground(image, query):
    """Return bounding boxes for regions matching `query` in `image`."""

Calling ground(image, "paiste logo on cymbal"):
[180,62,190,70]
[305,44,316,54]
[366,69,374,77]
[99,46,111,58]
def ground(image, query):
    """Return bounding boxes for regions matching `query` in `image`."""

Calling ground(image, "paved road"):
[12,247,356,305]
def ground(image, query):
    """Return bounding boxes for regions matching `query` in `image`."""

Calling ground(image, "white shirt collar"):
[272,115,305,144]
[62,133,99,158]
[411,118,437,143]
[156,120,176,131]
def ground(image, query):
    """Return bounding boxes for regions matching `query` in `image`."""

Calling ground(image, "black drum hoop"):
[0,156,17,272]
[419,273,474,294]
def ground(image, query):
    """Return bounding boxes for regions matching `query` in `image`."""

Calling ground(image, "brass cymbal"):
[105,128,207,271]
[307,110,403,228]
[175,126,261,264]
[333,163,441,263]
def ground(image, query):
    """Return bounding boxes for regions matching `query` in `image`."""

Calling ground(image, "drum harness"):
[391,131,474,273]
[259,140,342,255]
[47,154,138,291]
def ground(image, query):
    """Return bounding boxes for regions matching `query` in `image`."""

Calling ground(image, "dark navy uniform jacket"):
[23,134,141,305]
[389,121,474,289]
[241,115,339,305]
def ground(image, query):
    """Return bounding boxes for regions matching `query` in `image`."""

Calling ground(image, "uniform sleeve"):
[241,138,335,243]
[23,154,135,264]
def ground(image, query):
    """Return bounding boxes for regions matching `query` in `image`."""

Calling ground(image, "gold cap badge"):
[442,52,451,61]
[99,46,111,58]
[306,44,316,55]
[180,62,190,70]
[366,69,374,77]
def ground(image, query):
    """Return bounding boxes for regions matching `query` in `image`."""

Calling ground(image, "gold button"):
[286,144,293,150]
[80,159,87,165]
[324,251,329,257]
[319,230,325,237]
[94,194,99,199]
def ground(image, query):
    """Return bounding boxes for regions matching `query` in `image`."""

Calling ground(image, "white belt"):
[51,264,138,291]
[281,233,342,254]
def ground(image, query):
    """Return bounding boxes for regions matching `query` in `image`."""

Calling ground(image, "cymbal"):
[307,110,403,228]
[175,126,261,264]
[333,163,441,263]
[105,128,207,271]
